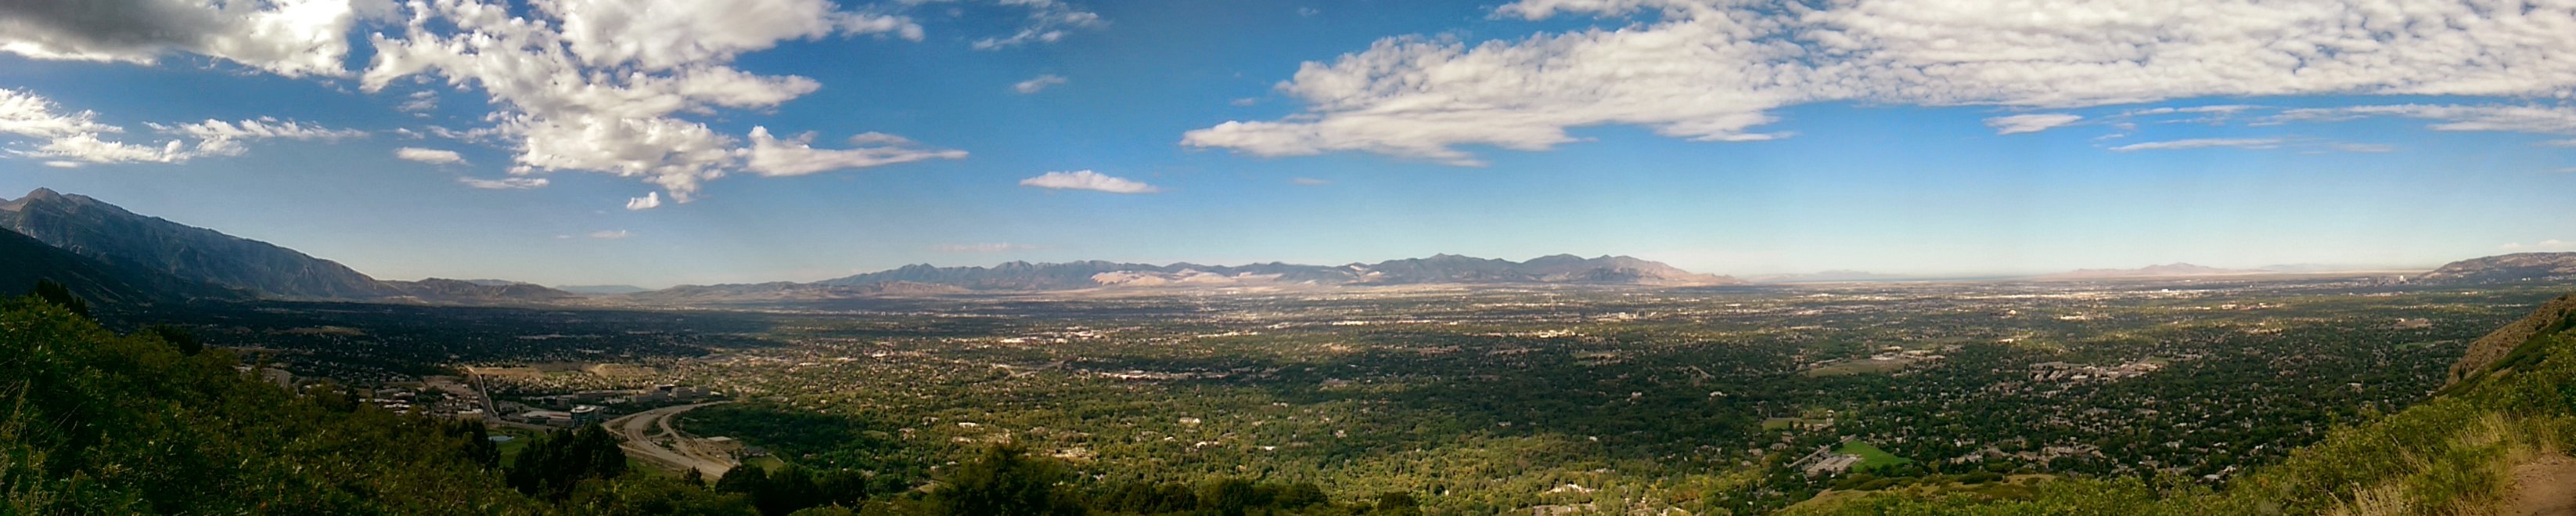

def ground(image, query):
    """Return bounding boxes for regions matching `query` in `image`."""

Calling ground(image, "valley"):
[110,274,2563,514]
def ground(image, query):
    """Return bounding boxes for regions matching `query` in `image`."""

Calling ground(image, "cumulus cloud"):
[1189,0,2576,163]
[1984,114,2083,135]
[396,146,466,164]
[0,89,117,139]
[1019,170,1160,193]
[362,0,947,207]
[624,192,662,211]
[2502,240,2576,251]
[2,88,355,164]
[586,229,631,240]
[459,176,548,189]
[934,243,1038,252]
[1013,74,1067,94]
[2109,139,2285,152]
[970,0,1104,50]
[0,0,379,77]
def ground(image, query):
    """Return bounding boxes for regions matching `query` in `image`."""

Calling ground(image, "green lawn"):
[1837,441,1914,471]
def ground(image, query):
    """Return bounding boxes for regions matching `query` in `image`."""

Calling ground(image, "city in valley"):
[129,269,2563,514]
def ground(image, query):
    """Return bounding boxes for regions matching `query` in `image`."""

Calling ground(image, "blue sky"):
[2,0,2573,287]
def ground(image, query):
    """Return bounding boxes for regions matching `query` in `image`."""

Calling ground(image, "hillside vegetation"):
[1790,294,2576,515]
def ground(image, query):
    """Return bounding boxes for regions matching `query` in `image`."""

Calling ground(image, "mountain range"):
[637,254,1747,302]
[0,189,572,305]
[8,187,2576,306]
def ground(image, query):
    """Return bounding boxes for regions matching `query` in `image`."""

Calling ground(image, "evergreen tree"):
[28,279,88,319]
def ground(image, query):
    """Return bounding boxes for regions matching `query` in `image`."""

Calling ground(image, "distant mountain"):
[556,284,650,295]
[2416,253,2576,285]
[2036,263,2265,280]
[0,189,571,304]
[634,254,1739,302]
[0,226,248,305]
[1747,270,1914,283]
[1350,254,1738,286]
[382,278,579,303]
[622,280,971,303]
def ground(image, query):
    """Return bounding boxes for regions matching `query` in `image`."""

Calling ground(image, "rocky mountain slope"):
[2446,292,2576,387]
[1,188,398,299]
[0,225,246,305]
[2417,252,2576,285]
[0,189,570,304]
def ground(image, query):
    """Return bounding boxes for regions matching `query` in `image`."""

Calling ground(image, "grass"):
[493,427,541,466]
[1837,441,1913,471]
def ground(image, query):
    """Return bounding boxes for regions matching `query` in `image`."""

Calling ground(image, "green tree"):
[146,324,201,355]
[928,444,1085,516]
[28,279,87,319]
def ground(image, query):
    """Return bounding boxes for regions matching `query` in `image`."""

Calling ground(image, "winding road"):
[604,402,738,477]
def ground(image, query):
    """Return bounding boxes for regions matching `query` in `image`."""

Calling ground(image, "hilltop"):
[2418,252,2576,285]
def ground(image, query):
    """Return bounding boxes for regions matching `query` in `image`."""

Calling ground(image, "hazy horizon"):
[3,0,2572,287]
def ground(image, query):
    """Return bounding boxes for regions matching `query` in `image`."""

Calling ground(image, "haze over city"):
[2,1,2574,287]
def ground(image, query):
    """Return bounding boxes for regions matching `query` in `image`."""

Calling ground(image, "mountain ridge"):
[0,189,574,305]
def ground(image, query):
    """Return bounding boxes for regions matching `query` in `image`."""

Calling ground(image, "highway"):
[603,402,738,477]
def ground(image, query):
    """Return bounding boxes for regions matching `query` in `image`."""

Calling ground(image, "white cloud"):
[362,0,946,207]
[1984,114,2083,135]
[741,127,967,177]
[27,133,192,163]
[1013,74,1067,94]
[1290,177,1331,186]
[1190,0,2576,163]
[0,0,378,77]
[2329,143,2395,153]
[398,91,437,113]
[41,161,77,168]
[2502,240,2576,251]
[587,229,631,240]
[625,191,663,211]
[2546,139,2576,148]
[970,0,1104,50]
[2109,139,2284,152]
[459,177,547,189]
[151,117,364,156]
[2269,104,2576,135]
[5,89,361,164]
[0,89,117,138]
[1019,170,1160,193]
[396,146,467,164]
[934,243,1038,252]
